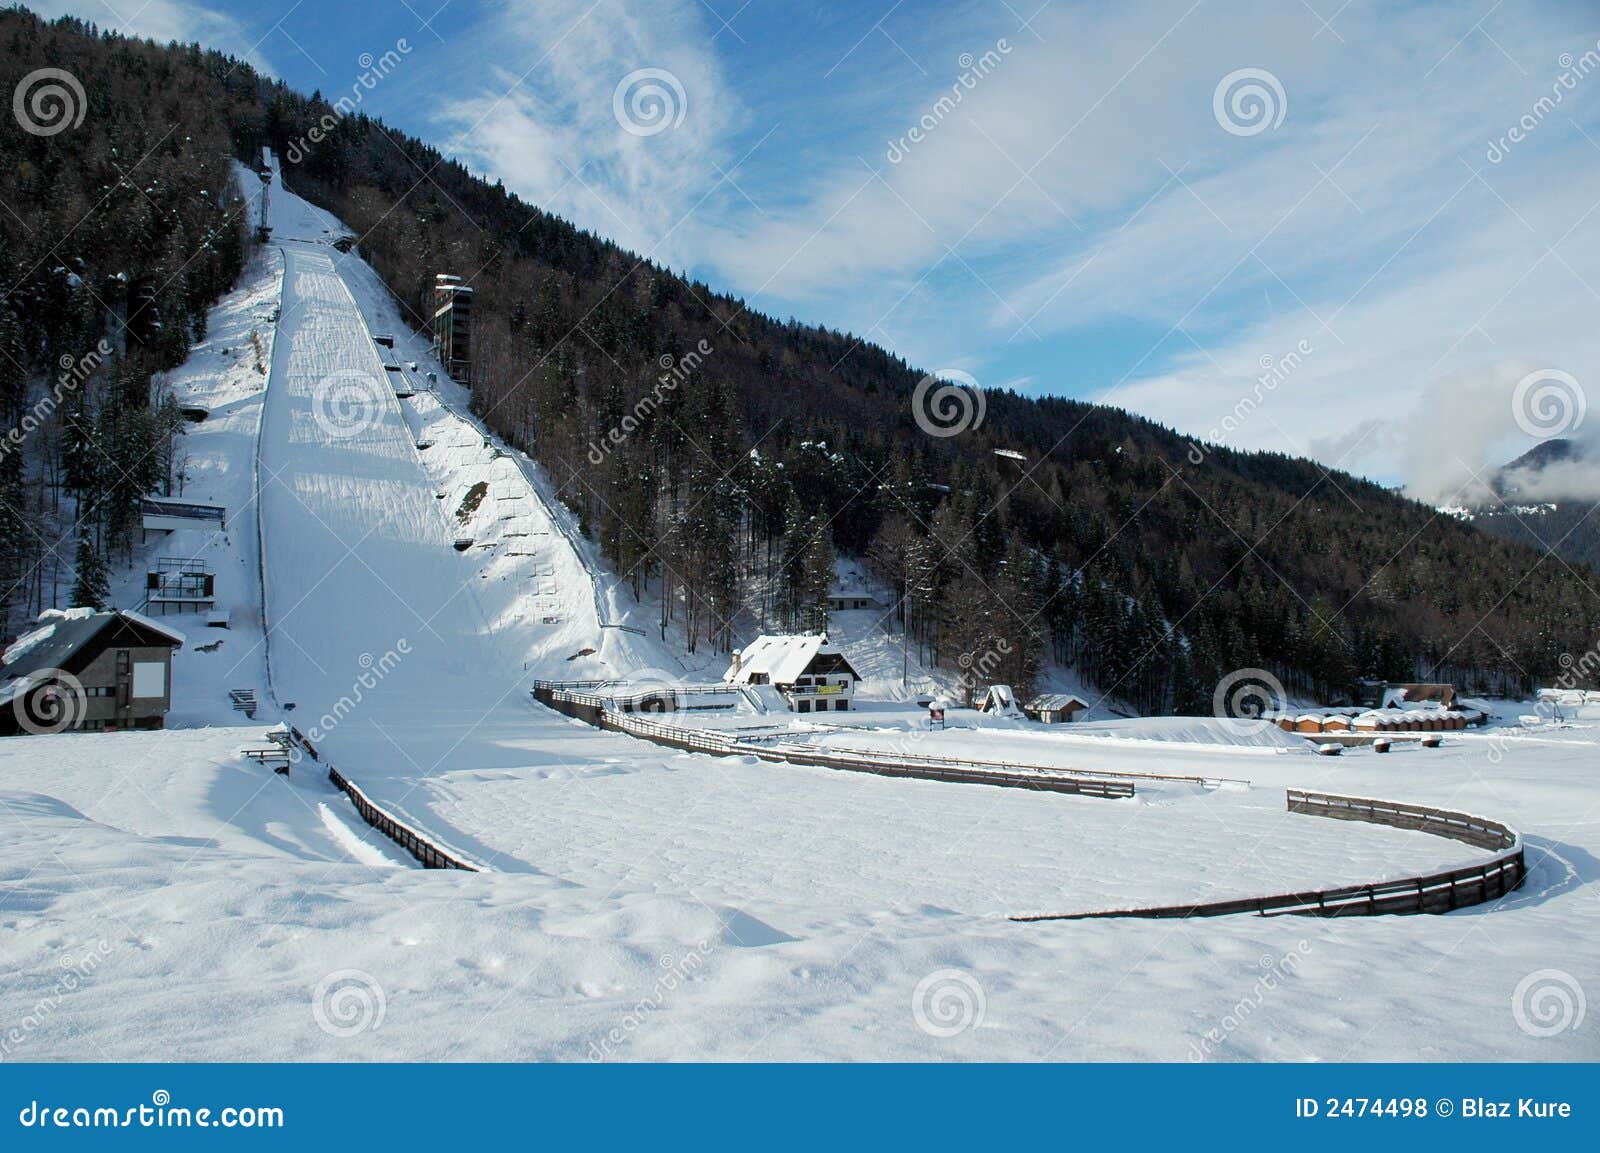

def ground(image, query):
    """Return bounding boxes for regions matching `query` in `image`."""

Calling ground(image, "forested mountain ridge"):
[2,7,1594,710]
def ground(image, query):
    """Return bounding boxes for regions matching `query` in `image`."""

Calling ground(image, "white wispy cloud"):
[429,0,737,265]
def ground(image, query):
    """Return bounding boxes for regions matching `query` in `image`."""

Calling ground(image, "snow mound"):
[1063,716,1309,749]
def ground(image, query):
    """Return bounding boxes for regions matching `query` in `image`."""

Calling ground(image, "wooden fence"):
[1013,790,1524,922]
[533,681,1136,800]
[327,766,480,871]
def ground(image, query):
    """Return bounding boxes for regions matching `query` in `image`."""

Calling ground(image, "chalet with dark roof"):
[2,609,185,735]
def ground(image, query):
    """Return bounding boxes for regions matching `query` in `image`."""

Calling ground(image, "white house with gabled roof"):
[724,634,861,714]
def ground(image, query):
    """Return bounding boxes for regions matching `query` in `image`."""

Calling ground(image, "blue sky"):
[31,0,1600,498]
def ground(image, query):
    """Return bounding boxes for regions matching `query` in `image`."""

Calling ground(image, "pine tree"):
[71,532,109,609]
[799,517,834,633]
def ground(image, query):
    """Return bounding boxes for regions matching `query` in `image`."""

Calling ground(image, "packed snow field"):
[1,172,1594,1062]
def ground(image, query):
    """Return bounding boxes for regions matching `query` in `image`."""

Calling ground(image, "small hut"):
[1022,693,1089,724]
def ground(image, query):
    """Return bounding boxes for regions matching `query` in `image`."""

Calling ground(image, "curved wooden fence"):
[327,766,480,871]
[532,681,1137,799]
[1013,790,1524,922]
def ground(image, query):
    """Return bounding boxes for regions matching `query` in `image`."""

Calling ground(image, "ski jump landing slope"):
[256,191,665,863]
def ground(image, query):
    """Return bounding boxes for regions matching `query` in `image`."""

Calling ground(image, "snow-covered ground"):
[1,169,1594,1063]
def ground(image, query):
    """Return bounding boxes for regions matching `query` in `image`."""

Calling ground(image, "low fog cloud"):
[1400,360,1596,507]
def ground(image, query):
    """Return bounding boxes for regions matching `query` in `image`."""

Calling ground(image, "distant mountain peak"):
[1500,437,1581,476]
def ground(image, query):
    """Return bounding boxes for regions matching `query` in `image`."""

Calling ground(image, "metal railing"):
[327,766,480,871]
[532,680,1137,800]
[1014,791,1524,922]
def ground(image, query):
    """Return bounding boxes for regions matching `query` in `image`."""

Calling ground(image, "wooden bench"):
[241,746,290,775]
[229,688,257,719]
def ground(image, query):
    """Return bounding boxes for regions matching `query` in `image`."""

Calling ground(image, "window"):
[835,699,849,711]
[132,661,166,699]
[797,699,810,713]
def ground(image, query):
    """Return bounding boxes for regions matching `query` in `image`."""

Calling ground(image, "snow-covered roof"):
[981,684,1019,713]
[118,609,187,648]
[1,609,186,708]
[725,634,856,686]
[3,622,58,666]
[1025,693,1088,712]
